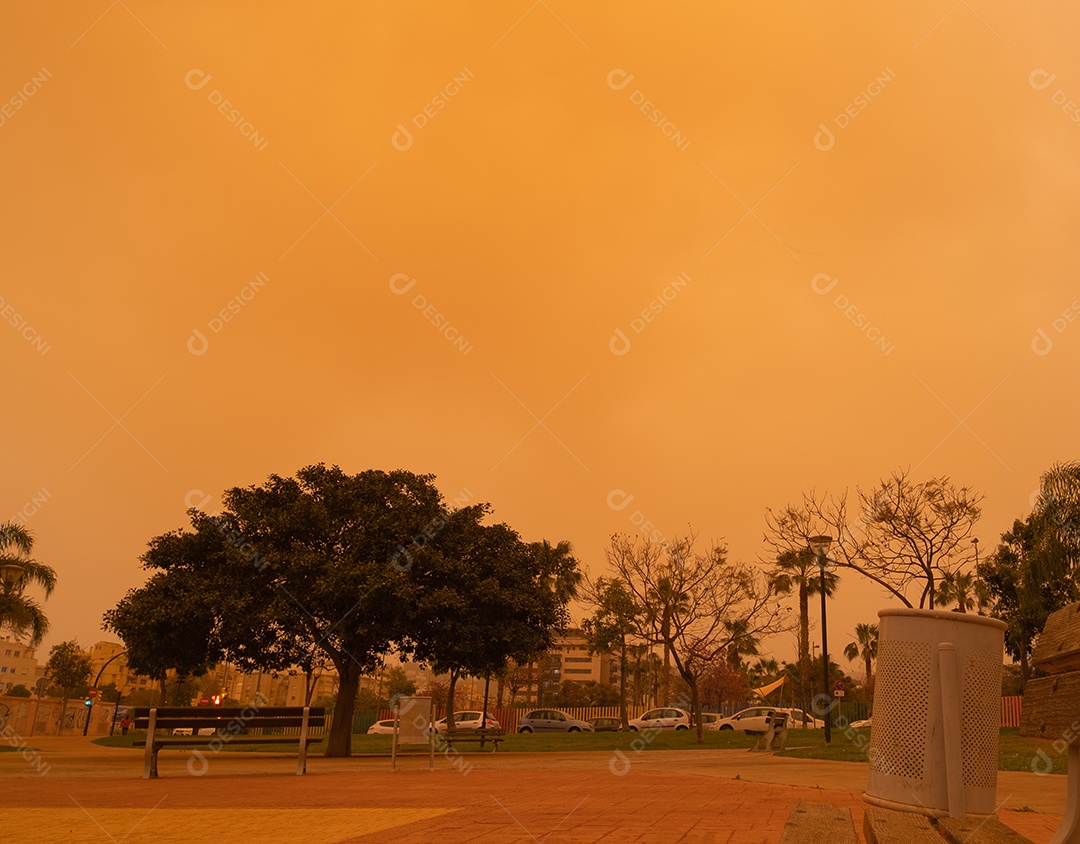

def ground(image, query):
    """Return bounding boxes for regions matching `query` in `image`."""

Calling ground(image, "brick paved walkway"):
[0,739,1063,843]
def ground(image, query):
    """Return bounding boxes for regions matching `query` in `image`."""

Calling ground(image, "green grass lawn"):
[94,727,1067,774]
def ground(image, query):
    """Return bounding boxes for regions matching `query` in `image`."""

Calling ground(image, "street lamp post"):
[809,535,834,744]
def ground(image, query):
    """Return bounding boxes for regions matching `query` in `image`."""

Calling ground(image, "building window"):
[12,651,19,657]
[564,669,591,675]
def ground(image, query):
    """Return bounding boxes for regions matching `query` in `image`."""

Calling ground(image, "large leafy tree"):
[103,569,222,704]
[582,577,642,728]
[44,640,91,732]
[406,509,579,727]
[0,522,57,646]
[205,465,448,756]
[979,513,1073,690]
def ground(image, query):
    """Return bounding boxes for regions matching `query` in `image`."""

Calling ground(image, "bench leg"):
[1052,744,1080,844]
[143,744,159,779]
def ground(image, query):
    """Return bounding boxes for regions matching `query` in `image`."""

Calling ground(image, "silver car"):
[517,709,594,732]
[627,707,691,731]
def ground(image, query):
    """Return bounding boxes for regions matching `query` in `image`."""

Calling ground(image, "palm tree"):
[723,618,760,673]
[770,549,839,709]
[0,522,57,646]
[937,568,988,613]
[843,623,878,700]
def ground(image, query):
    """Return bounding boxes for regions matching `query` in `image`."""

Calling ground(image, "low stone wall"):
[0,695,119,736]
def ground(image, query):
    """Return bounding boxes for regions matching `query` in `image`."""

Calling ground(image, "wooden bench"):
[438,727,504,752]
[132,706,326,779]
[745,710,788,752]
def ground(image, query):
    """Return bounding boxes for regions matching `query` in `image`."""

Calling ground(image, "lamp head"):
[0,562,24,590]
[808,535,833,560]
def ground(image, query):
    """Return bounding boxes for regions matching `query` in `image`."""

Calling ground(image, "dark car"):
[587,716,622,732]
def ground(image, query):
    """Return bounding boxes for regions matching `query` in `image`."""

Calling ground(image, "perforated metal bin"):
[863,608,1006,819]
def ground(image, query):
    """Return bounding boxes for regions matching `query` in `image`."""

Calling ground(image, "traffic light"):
[84,697,93,707]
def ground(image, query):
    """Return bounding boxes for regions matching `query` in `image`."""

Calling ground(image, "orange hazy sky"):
[3,2,1079,670]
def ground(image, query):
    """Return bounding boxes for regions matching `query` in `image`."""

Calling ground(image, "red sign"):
[199,697,212,707]
[88,687,99,699]
[834,680,844,690]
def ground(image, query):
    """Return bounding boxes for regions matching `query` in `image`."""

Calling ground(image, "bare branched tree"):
[764,468,983,610]
[607,531,790,744]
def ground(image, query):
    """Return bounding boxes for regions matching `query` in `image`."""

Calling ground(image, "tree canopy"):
[105,464,579,756]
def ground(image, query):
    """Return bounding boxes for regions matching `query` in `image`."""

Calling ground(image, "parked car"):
[171,727,217,736]
[517,709,594,733]
[697,713,720,730]
[715,707,779,732]
[778,708,825,729]
[432,711,500,733]
[850,717,872,729]
[627,707,691,731]
[587,716,623,732]
[367,719,396,735]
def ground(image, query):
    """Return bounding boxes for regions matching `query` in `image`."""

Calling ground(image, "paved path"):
[0,738,1064,842]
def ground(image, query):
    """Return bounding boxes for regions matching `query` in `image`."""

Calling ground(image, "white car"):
[627,707,691,731]
[715,707,781,732]
[778,708,825,729]
[171,727,217,736]
[366,719,396,735]
[432,710,500,733]
[850,717,872,729]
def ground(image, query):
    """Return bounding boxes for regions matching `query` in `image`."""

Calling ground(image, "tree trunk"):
[446,670,459,727]
[496,676,505,708]
[325,658,360,757]
[662,643,671,706]
[1019,638,1030,694]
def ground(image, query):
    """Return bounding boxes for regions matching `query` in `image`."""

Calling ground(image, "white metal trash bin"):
[863,608,1006,819]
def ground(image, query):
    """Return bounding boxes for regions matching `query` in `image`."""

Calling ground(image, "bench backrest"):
[132,706,326,732]
[1021,601,1080,742]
